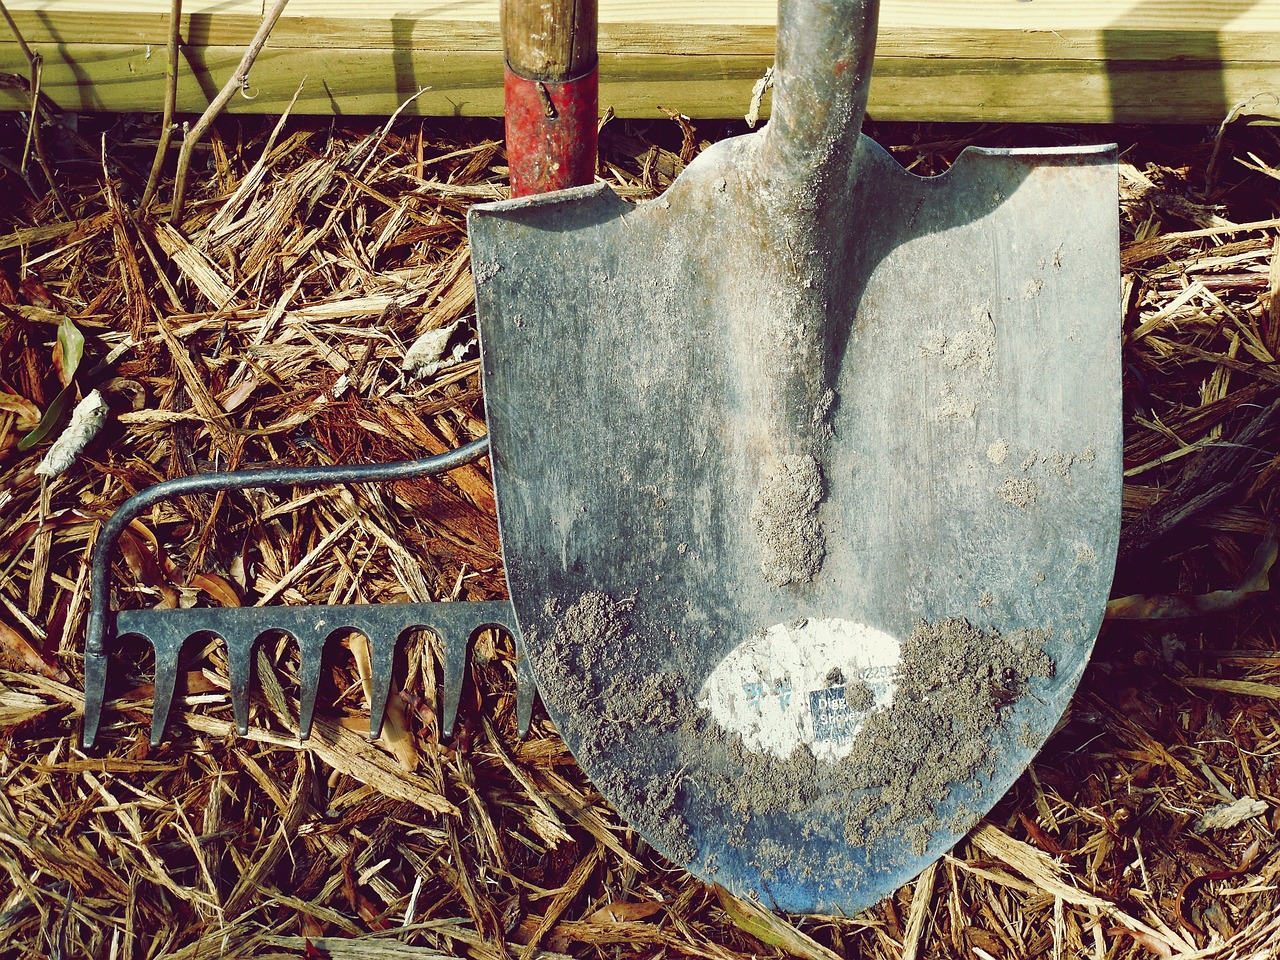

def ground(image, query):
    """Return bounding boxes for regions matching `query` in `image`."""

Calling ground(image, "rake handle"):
[502,0,598,197]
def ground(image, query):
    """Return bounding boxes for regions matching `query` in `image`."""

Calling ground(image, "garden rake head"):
[81,439,536,747]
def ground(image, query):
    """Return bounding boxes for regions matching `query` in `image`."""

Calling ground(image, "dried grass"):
[0,106,1278,959]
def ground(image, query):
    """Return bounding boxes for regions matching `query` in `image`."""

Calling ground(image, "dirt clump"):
[844,679,876,712]
[997,476,1039,508]
[535,589,1055,901]
[836,618,1054,850]
[750,453,826,586]
[533,592,699,864]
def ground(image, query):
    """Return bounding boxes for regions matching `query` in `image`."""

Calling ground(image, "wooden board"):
[2,0,1279,121]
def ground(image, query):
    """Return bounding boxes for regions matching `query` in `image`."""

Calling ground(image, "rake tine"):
[514,637,536,738]
[366,628,397,739]
[82,639,109,749]
[225,628,257,737]
[432,601,525,736]
[298,629,325,741]
[143,619,190,747]
[439,623,468,738]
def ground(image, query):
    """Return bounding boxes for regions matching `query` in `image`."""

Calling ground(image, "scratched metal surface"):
[470,0,1120,914]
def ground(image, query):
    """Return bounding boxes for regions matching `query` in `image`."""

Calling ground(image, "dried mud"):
[534,592,1056,899]
[750,454,826,586]
[835,618,1054,851]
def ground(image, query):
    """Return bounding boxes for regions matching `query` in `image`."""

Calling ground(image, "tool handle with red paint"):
[502,0,598,197]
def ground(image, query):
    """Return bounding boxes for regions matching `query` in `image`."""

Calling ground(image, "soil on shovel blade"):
[534,590,1055,895]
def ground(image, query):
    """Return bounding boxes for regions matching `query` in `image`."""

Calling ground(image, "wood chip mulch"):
[0,104,1278,960]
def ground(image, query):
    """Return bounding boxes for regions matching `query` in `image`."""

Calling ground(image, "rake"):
[81,439,536,748]
[81,0,603,750]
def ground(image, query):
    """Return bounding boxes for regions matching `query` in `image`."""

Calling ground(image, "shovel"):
[470,0,1120,915]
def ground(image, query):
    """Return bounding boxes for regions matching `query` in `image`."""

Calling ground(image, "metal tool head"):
[81,443,535,748]
[470,0,1120,915]
[96,601,526,747]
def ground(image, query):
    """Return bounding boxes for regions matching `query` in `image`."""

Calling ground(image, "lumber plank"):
[1,0,1278,121]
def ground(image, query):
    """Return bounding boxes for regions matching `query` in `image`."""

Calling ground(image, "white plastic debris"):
[36,389,109,479]
[745,65,775,129]
[402,320,468,380]
[1195,796,1268,833]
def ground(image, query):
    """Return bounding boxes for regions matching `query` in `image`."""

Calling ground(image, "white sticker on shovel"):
[698,618,901,764]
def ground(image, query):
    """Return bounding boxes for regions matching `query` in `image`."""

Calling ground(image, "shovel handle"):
[760,0,879,184]
[502,0,598,197]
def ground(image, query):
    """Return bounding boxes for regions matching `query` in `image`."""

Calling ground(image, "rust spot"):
[834,59,849,76]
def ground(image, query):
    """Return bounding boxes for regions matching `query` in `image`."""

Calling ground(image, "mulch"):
[0,100,1278,960]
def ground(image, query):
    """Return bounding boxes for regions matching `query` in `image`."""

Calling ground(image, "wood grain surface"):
[2,0,1278,120]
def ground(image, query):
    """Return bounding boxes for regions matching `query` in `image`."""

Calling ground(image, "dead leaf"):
[714,885,841,960]
[19,275,60,311]
[188,670,224,695]
[1107,523,1277,619]
[101,377,147,411]
[35,388,108,479]
[190,573,242,608]
[347,633,418,772]
[0,618,70,682]
[0,389,40,429]
[583,900,664,924]
[1109,925,1175,958]
[117,528,179,608]
[125,520,181,579]
[217,372,259,414]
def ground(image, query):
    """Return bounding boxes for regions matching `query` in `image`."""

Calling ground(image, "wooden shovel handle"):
[502,0,599,197]
[503,0,597,82]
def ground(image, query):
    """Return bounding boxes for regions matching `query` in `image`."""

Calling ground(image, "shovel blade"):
[470,135,1119,913]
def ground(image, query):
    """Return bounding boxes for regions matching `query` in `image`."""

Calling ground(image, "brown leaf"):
[1109,925,1175,958]
[348,633,418,772]
[582,900,664,924]
[0,618,70,682]
[116,528,179,608]
[1107,522,1277,619]
[964,927,1007,958]
[101,377,147,412]
[190,573,242,608]
[125,520,180,579]
[217,372,260,414]
[0,389,40,429]
[19,275,60,310]
[186,670,223,696]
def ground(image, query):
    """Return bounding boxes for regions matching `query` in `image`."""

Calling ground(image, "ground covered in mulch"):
[0,102,1278,960]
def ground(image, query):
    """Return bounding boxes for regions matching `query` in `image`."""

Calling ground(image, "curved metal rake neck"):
[80,438,529,747]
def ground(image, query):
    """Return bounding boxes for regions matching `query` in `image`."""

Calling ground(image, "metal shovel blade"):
[470,0,1120,915]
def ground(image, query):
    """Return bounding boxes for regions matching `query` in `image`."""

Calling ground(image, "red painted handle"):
[505,66,598,197]
[502,0,598,198]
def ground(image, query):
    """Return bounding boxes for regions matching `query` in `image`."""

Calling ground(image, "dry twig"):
[169,0,291,224]
[140,0,183,210]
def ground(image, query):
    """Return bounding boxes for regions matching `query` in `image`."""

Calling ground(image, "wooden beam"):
[1,0,1278,122]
